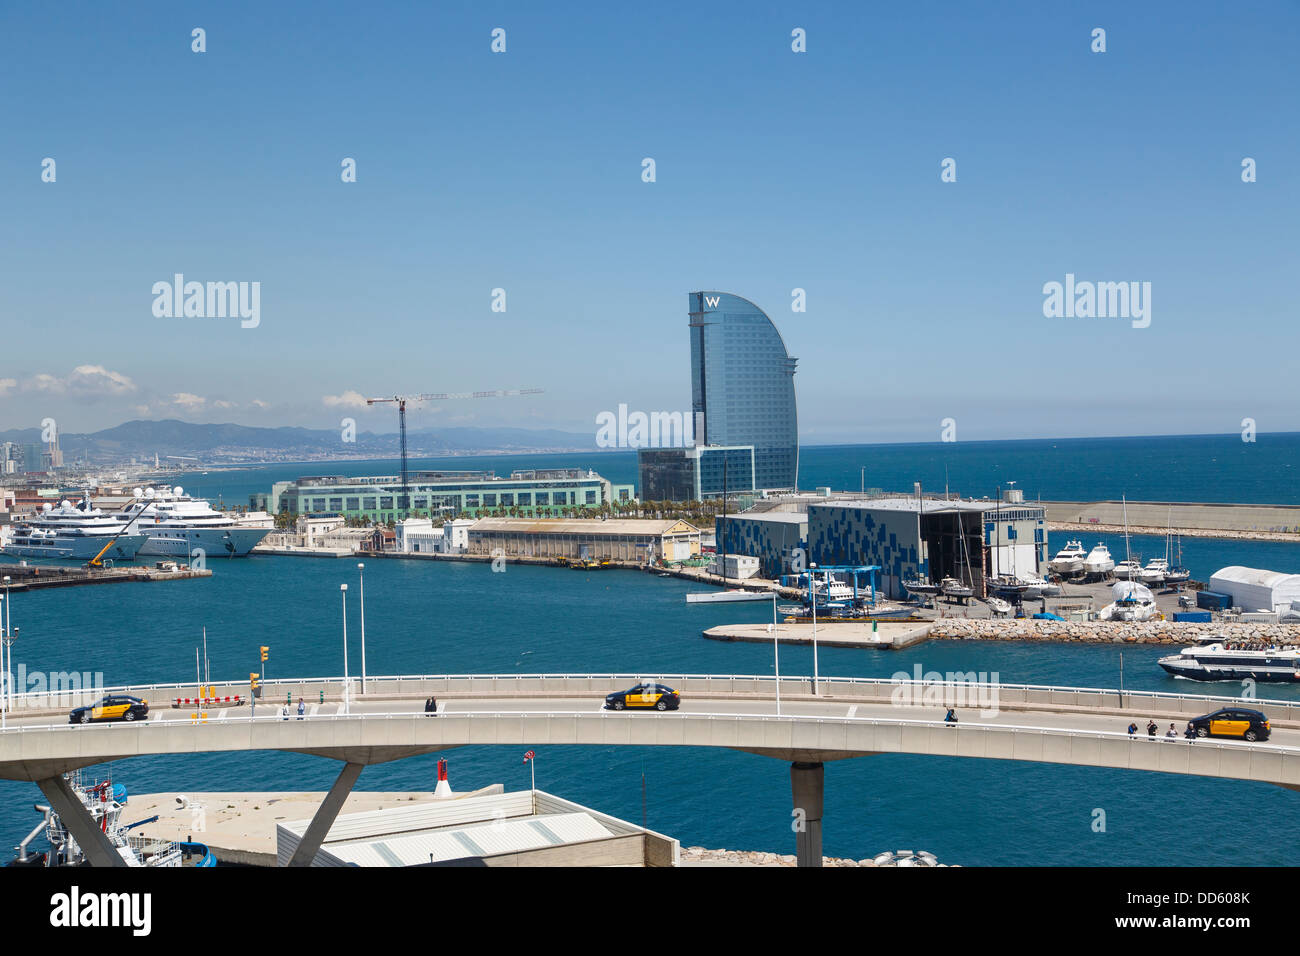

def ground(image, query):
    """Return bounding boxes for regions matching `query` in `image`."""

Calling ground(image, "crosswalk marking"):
[847,705,858,718]
[218,709,228,719]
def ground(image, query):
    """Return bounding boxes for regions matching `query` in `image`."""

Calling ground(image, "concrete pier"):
[703,621,932,649]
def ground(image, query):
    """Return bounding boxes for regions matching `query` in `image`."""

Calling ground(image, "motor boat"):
[1113,559,1142,581]
[1047,541,1087,575]
[1083,544,1115,577]
[1100,581,1159,621]
[1158,639,1300,683]
[1139,558,1168,586]
[902,576,942,597]
[939,577,974,600]
[114,486,271,557]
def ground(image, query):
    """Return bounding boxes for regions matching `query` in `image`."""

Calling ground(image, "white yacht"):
[1139,558,1168,586]
[2,497,147,560]
[1047,541,1087,575]
[1082,544,1115,576]
[1113,558,1143,581]
[1159,639,1300,683]
[114,486,271,558]
[1100,581,1159,621]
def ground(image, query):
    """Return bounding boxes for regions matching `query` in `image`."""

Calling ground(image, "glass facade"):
[689,292,798,490]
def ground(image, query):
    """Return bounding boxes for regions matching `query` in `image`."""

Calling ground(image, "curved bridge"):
[4,674,1298,867]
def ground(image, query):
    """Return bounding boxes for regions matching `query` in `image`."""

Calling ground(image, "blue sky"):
[1,1,1296,443]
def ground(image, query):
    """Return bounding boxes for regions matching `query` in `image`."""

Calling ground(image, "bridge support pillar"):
[36,774,128,867]
[287,761,364,867]
[790,761,824,868]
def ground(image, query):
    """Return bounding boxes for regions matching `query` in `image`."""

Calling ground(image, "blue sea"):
[5,433,1300,866]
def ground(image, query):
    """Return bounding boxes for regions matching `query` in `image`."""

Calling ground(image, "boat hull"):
[1159,659,1300,682]
[2,533,149,560]
[137,527,270,558]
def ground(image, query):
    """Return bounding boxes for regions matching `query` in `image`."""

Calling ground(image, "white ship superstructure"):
[115,486,270,557]
[2,497,147,560]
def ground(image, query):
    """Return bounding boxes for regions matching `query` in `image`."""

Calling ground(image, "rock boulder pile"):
[929,619,1300,645]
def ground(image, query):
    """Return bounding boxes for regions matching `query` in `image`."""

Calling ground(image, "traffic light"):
[250,672,260,691]
[260,646,269,662]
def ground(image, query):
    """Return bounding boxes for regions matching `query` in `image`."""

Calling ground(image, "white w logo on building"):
[704,295,720,308]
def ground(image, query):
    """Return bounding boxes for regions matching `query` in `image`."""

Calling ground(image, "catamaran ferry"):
[114,486,270,557]
[1158,638,1300,683]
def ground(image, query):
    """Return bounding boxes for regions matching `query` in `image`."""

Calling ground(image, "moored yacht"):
[114,486,270,557]
[2,497,147,560]
[1139,558,1168,586]
[1158,639,1300,683]
[1047,541,1087,575]
[1113,558,1143,581]
[1083,544,1115,577]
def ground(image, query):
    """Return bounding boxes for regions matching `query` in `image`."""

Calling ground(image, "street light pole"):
[810,565,820,695]
[357,563,367,695]
[340,583,350,714]
[2,576,12,727]
[771,592,781,715]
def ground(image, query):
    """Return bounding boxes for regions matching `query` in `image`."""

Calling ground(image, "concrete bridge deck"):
[7,673,1298,867]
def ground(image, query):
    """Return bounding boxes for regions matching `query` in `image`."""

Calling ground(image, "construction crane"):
[366,389,544,510]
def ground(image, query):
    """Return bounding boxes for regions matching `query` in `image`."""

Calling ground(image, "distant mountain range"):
[0,419,602,464]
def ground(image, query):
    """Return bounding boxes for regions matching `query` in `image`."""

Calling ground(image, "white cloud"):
[23,366,137,396]
[167,392,206,410]
[322,390,370,410]
[0,378,15,395]
[67,365,137,396]
[212,400,237,409]
[249,399,270,409]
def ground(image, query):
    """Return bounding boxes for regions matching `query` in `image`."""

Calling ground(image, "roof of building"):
[724,511,808,525]
[811,496,1042,516]
[469,517,699,536]
[1209,566,1300,588]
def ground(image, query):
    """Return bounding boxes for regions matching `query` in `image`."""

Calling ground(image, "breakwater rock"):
[929,619,1300,645]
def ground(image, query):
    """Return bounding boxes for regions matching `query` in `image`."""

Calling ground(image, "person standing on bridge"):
[281,704,289,720]
[1146,720,1158,738]
[944,707,958,725]
[1165,723,1178,738]
[297,699,305,720]
[1127,722,1137,735]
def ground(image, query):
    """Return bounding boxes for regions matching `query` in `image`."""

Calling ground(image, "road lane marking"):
[218,709,228,719]
[310,704,320,716]
[847,705,858,718]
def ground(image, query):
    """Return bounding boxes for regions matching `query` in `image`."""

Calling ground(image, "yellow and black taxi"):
[604,683,681,712]
[1188,707,1270,742]
[69,695,150,725]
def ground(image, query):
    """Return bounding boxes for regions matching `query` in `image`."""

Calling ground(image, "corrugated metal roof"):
[322,812,613,866]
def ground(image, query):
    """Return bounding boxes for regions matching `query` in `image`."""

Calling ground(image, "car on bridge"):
[69,695,150,725]
[1188,707,1270,742]
[604,683,680,712]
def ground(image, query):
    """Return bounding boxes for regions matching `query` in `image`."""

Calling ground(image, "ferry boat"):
[1047,541,1087,575]
[2,497,148,560]
[1158,638,1300,683]
[9,772,215,867]
[114,486,270,557]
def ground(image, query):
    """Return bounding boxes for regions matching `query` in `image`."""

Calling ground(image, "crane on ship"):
[366,389,544,513]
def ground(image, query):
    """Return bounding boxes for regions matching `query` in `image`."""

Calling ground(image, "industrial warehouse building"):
[809,496,1047,600]
[1208,566,1300,614]
[710,493,1048,599]
[716,512,808,578]
[466,517,702,563]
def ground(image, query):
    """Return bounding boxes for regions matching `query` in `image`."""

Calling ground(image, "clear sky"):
[1,1,1296,443]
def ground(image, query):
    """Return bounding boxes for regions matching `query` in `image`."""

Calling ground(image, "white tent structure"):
[1208,566,1300,613]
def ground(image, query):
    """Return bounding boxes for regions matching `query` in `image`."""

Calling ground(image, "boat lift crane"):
[365,389,544,511]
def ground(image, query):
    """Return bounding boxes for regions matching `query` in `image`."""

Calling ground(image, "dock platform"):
[0,563,212,591]
[703,621,933,650]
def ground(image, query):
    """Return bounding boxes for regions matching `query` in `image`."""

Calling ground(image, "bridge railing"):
[2,707,1300,771]
[5,673,1300,723]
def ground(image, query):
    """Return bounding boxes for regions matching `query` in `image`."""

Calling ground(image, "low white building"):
[442,518,473,554]
[707,553,760,580]
[1209,566,1300,613]
[396,517,444,554]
